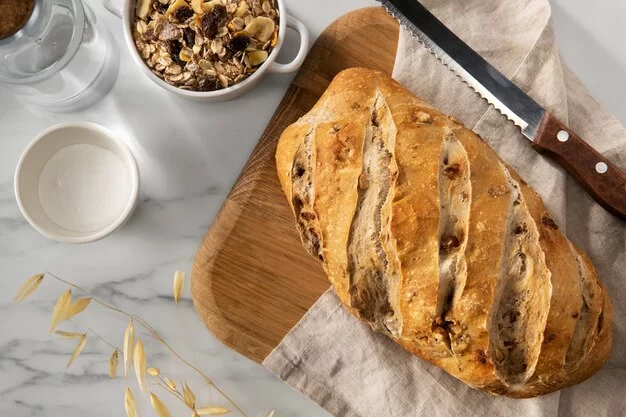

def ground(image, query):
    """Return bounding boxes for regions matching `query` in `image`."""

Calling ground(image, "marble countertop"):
[1,0,624,416]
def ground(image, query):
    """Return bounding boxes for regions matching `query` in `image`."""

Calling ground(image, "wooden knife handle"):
[532,112,626,221]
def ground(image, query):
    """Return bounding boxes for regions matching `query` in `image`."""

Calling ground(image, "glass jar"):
[0,0,119,112]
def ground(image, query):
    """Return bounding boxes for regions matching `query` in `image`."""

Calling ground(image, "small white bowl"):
[14,123,140,243]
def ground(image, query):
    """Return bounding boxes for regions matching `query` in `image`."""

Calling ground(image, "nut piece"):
[247,50,268,66]
[136,0,153,19]
[201,0,222,13]
[190,0,204,14]
[166,0,189,16]
[234,0,248,17]
[244,16,275,42]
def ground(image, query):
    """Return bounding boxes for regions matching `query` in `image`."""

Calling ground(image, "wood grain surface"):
[191,7,399,364]
[532,112,626,221]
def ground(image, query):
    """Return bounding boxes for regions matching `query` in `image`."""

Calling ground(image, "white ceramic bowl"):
[104,0,309,101]
[14,123,140,243]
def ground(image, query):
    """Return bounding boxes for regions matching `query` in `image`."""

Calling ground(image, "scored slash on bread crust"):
[275,68,613,398]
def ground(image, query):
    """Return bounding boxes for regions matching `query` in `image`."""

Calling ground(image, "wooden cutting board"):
[191,7,399,364]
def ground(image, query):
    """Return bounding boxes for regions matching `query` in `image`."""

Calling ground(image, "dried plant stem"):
[157,381,186,403]
[45,272,247,417]
[87,327,119,351]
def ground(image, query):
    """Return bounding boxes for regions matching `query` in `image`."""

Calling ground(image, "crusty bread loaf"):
[275,68,613,398]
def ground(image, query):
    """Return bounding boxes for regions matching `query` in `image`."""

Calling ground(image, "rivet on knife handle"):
[532,112,626,220]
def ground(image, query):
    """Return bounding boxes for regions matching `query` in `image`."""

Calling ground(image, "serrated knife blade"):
[377,0,626,221]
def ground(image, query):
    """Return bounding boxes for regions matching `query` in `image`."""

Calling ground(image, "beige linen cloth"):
[264,0,626,415]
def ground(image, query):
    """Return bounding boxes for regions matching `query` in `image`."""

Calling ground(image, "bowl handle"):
[103,0,123,18]
[269,14,310,74]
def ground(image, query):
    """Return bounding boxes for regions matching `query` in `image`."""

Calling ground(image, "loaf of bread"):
[275,68,612,398]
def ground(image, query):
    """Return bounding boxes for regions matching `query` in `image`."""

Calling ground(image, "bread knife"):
[377,0,626,221]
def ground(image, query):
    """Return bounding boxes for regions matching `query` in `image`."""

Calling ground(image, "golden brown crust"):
[275,68,613,398]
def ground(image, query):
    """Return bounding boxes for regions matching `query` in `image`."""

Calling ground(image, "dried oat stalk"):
[196,406,231,415]
[150,392,173,417]
[174,270,185,304]
[13,273,44,302]
[14,271,254,417]
[134,338,147,391]
[125,387,138,417]
[109,349,120,378]
[124,320,135,378]
[50,289,72,334]
[64,297,92,320]
[55,330,85,339]
[182,381,196,409]
[66,334,87,369]
[132,0,280,91]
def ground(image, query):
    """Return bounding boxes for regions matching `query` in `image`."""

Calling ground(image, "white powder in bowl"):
[38,144,132,233]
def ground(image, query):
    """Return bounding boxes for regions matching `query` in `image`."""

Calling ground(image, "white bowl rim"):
[121,0,288,98]
[14,122,140,244]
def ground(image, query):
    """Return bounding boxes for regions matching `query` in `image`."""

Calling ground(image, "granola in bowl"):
[132,0,279,91]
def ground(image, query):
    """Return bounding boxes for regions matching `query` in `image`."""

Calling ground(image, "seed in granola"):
[231,16,245,31]
[167,73,184,82]
[201,4,227,38]
[262,1,271,14]
[140,47,151,59]
[216,26,228,37]
[218,74,229,88]
[210,38,224,55]
[172,6,194,22]
[136,20,148,34]
[166,64,182,75]
[156,56,169,67]
[158,22,182,40]
[198,59,213,70]
[227,33,250,51]
[179,47,193,62]
[247,49,268,66]
[245,16,274,42]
